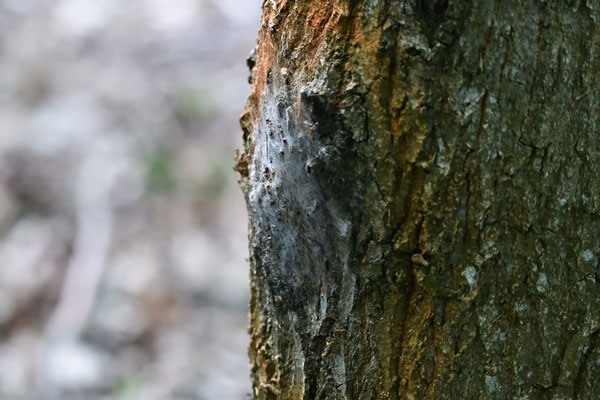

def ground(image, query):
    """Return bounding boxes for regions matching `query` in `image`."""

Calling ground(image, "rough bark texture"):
[235,1,600,399]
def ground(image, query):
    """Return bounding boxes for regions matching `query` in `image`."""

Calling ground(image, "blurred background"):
[0,0,259,399]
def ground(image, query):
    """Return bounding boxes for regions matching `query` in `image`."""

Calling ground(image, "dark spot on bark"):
[414,0,449,45]
[246,47,256,83]
[266,68,273,85]
[406,45,427,58]
[300,89,338,140]
[246,48,256,71]
[239,110,252,142]
[277,101,287,119]
[415,0,449,26]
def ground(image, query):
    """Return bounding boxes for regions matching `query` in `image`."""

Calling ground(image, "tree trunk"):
[235,1,600,398]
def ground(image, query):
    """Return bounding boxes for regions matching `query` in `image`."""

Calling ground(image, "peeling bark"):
[236,1,600,399]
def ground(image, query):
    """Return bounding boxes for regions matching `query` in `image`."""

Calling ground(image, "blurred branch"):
[45,144,120,340]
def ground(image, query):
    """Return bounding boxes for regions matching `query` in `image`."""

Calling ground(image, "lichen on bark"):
[236,1,600,399]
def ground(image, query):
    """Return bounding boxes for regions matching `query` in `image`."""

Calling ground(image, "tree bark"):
[236,1,600,398]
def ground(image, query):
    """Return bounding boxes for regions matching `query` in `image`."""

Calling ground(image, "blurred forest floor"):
[0,0,259,399]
